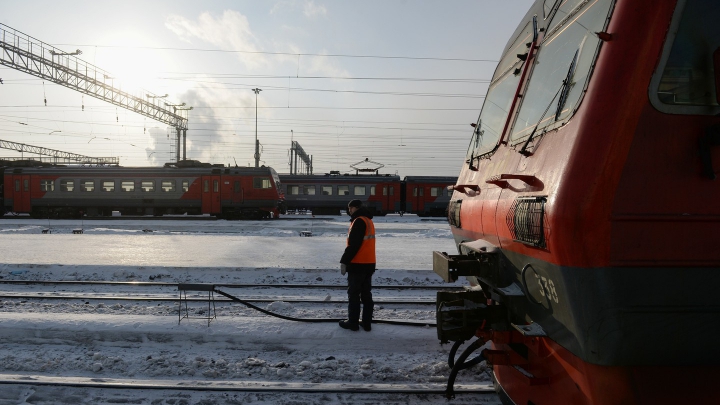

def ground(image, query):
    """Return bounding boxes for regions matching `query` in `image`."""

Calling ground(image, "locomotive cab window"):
[102,181,115,192]
[322,186,333,195]
[80,180,94,192]
[253,177,271,189]
[509,0,614,144]
[121,181,135,192]
[467,20,533,161]
[354,186,366,196]
[40,180,54,192]
[650,0,720,115]
[141,181,155,192]
[162,180,176,192]
[338,185,350,196]
[60,180,74,192]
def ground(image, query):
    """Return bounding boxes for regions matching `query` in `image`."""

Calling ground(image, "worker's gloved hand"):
[340,264,347,276]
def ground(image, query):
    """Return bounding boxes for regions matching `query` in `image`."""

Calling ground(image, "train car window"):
[509,0,613,144]
[234,181,240,193]
[141,181,155,192]
[338,186,350,196]
[163,180,176,192]
[354,186,366,196]
[23,179,29,192]
[467,21,533,160]
[203,180,209,193]
[650,0,720,114]
[40,180,54,192]
[382,186,388,196]
[370,186,376,196]
[213,180,219,193]
[121,181,135,192]
[253,177,271,189]
[390,186,394,196]
[322,186,333,195]
[80,180,94,192]
[102,181,115,192]
[303,185,316,195]
[15,180,19,192]
[413,187,418,197]
[288,185,300,195]
[182,180,189,192]
[60,180,74,192]
[431,187,442,197]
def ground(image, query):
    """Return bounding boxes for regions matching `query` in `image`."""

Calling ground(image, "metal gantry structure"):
[0,139,119,165]
[289,140,313,175]
[0,23,190,163]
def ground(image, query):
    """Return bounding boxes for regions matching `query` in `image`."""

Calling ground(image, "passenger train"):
[279,173,456,216]
[433,0,720,404]
[1,161,283,219]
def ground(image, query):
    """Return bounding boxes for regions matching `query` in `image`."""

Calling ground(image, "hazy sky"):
[0,1,533,177]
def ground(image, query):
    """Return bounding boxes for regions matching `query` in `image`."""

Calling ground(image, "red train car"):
[279,173,402,215]
[401,176,456,217]
[1,163,282,219]
[433,0,720,404]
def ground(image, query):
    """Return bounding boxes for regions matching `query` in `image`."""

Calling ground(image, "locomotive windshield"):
[509,0,614,143]
[652,0,720,112]
[465,21,533,160]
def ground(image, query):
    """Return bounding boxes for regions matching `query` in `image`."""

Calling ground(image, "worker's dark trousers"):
[347,268,374,326]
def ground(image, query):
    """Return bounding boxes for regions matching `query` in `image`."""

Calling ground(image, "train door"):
[12,174,31,213]
[201,175,221,214]
[412,185,425,214]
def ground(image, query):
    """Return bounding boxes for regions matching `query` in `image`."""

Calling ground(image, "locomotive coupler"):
[433,240,514,288]
[436,290,509,343]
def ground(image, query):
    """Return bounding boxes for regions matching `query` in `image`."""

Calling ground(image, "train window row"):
[412,187,446,197]
[287,185,397,196]
[35,179,191,193]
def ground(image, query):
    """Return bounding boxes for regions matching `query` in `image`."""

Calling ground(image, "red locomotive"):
[434,0,720,404]
[1,161,283,219]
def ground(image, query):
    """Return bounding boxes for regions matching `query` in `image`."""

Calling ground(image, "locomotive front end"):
[433,0,720,404]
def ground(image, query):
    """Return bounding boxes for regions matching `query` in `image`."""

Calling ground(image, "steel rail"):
[0,373,496,395]
[0,280,459,290]
[0,292,435,305]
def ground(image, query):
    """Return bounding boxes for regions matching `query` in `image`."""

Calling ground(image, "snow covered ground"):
[0,214,500,404]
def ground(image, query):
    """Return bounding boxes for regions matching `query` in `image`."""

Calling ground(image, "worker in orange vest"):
[339,199,375,332]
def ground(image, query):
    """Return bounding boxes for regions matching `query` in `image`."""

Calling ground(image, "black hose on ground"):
[448,340,486,370]
[445,338,486,399]
[213,287,436,327]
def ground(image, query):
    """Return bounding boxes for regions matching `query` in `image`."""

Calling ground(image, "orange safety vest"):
[347,216,376,264]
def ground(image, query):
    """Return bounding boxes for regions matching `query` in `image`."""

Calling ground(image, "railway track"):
[0,292,435,305]
[0,280,460,290]
[0,373,494,394]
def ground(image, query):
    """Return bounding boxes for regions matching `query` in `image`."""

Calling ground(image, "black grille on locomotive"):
[507,196,547,248]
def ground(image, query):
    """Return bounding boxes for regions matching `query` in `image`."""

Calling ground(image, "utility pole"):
[252,88,262,167]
